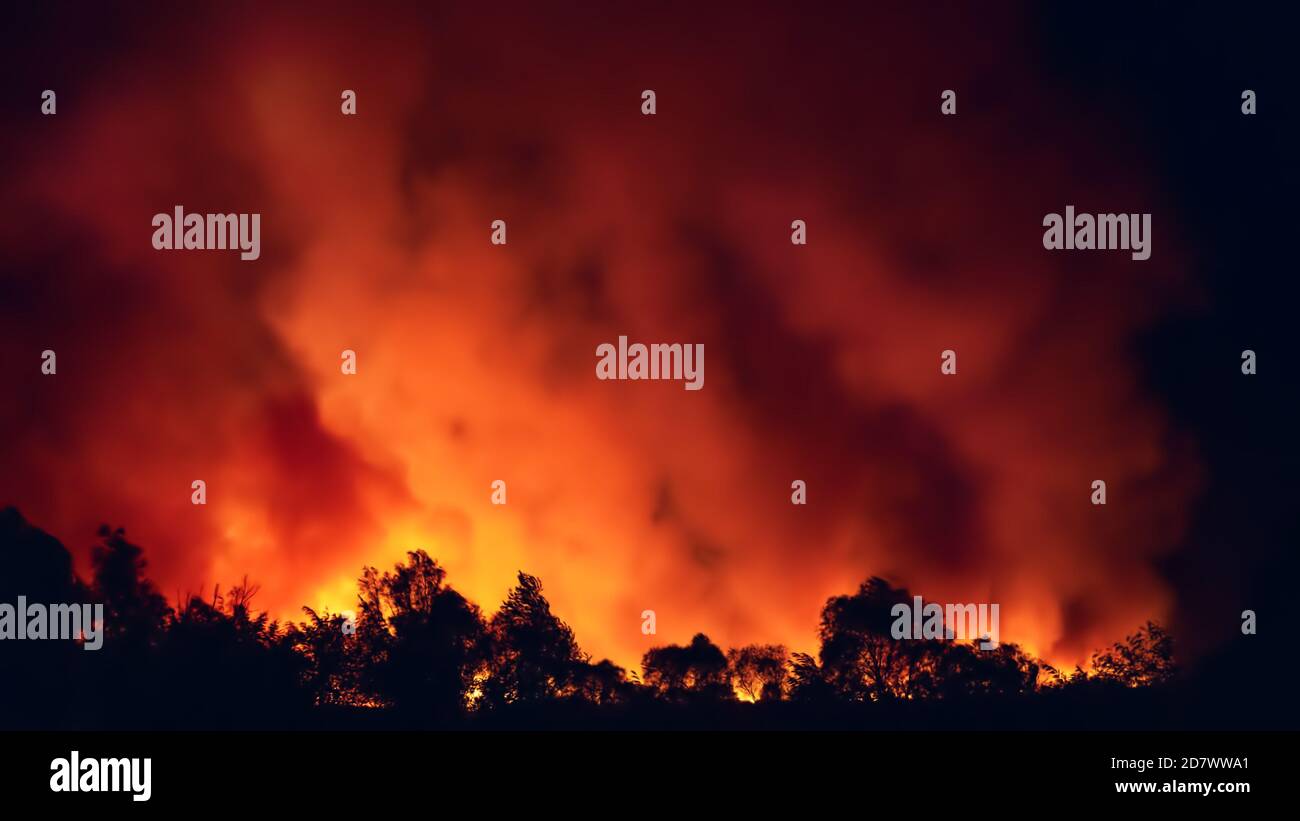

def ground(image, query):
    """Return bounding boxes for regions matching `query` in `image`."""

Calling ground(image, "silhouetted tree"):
[0,508,88,728]
[788,652,835,703]
[354,551,486,721]
[726,644,790,701]
[814,579,1047,701]
[819,577,914,700]
[482,572,586,707]
[91,524,170,650]
[0,507,86,604]
[642,633,731,702]
[921,640,1040,698]
[570,659,634,705]
[287,608,366,707]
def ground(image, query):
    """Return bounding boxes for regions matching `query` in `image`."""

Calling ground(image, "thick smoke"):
[0,3,1200,669]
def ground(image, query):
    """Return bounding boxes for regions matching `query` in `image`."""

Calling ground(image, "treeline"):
[0,507,1176,729]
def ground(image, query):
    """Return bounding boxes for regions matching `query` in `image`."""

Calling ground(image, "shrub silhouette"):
[1088,621,1174,687]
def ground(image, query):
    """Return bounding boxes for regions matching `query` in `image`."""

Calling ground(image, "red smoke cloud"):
[0,2,1200,670]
